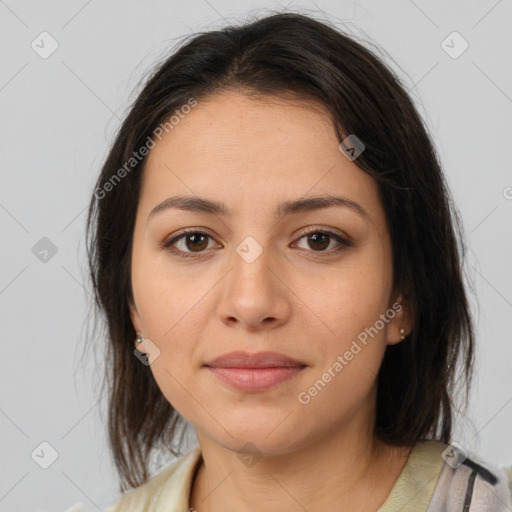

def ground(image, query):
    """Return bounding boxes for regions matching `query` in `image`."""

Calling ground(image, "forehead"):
[148,90,338,163]
[140,90,384,226]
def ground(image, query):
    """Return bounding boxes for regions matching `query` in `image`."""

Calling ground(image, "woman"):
[85,11,512,512]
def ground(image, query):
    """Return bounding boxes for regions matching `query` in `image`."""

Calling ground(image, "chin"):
[201,421,306,458]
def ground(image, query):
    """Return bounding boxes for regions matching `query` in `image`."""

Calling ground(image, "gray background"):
[1,0,511,510]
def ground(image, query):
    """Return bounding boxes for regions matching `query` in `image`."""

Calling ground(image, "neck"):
[189,418,411,512]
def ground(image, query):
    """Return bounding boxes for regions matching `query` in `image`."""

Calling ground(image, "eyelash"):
[161,227,352,259]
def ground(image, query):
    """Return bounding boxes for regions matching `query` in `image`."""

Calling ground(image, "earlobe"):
[129,303,142,335]
[130,304,146,349]
[387,295,413,345]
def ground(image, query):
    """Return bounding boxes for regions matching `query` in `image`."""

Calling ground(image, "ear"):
[129,301,143,338]
[386,294,413,346]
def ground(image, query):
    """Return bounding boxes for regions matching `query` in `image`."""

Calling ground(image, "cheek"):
[305,255,391,344]
[131,258,208,414]
[140,309,200,422]
[295,276,389,424]
[295,253,391,405]
[131,243,201,337]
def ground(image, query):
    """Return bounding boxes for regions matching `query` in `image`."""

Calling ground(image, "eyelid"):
[291,226,353,253]
[294,225,353,244]
[161,228,220,254]
[161,225,353,257]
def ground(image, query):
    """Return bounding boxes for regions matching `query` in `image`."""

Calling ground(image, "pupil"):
[187,234,208,252]
[309,233,329,251]
[183,233,330,253]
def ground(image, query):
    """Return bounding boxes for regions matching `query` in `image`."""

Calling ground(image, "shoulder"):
[380,440,512,512]
[506,465,512,495]
[380,440,448,511]
[105,446,202,512]
[426,442,512,511]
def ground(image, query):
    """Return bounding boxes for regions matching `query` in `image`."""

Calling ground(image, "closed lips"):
[204,351,307,369]
[204,351,307,392]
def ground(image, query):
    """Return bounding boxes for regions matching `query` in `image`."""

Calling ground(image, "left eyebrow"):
[276,195,370,222]
[146,194,370,223]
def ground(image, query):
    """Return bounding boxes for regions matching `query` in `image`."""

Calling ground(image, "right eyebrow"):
[146,194,370,225]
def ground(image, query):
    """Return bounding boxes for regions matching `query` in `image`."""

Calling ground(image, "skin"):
[129,90,413,512]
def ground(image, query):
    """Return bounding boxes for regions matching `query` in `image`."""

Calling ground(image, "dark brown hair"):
[85,11,474,492]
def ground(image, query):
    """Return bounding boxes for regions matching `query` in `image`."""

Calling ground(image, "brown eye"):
[162,227,351,259]
[182,233,209,252]
[163,230,217,257]
[294,229,352,254]
[306,232,330,251]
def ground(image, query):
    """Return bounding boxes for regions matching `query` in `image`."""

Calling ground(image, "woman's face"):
[129,90,409,455]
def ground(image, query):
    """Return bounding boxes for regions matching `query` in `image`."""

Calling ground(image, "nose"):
[216,237,292,332]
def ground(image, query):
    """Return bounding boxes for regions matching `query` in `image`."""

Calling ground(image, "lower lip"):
[206,366,305,392]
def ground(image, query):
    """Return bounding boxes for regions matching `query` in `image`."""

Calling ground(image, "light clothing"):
[100,440,512,511]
